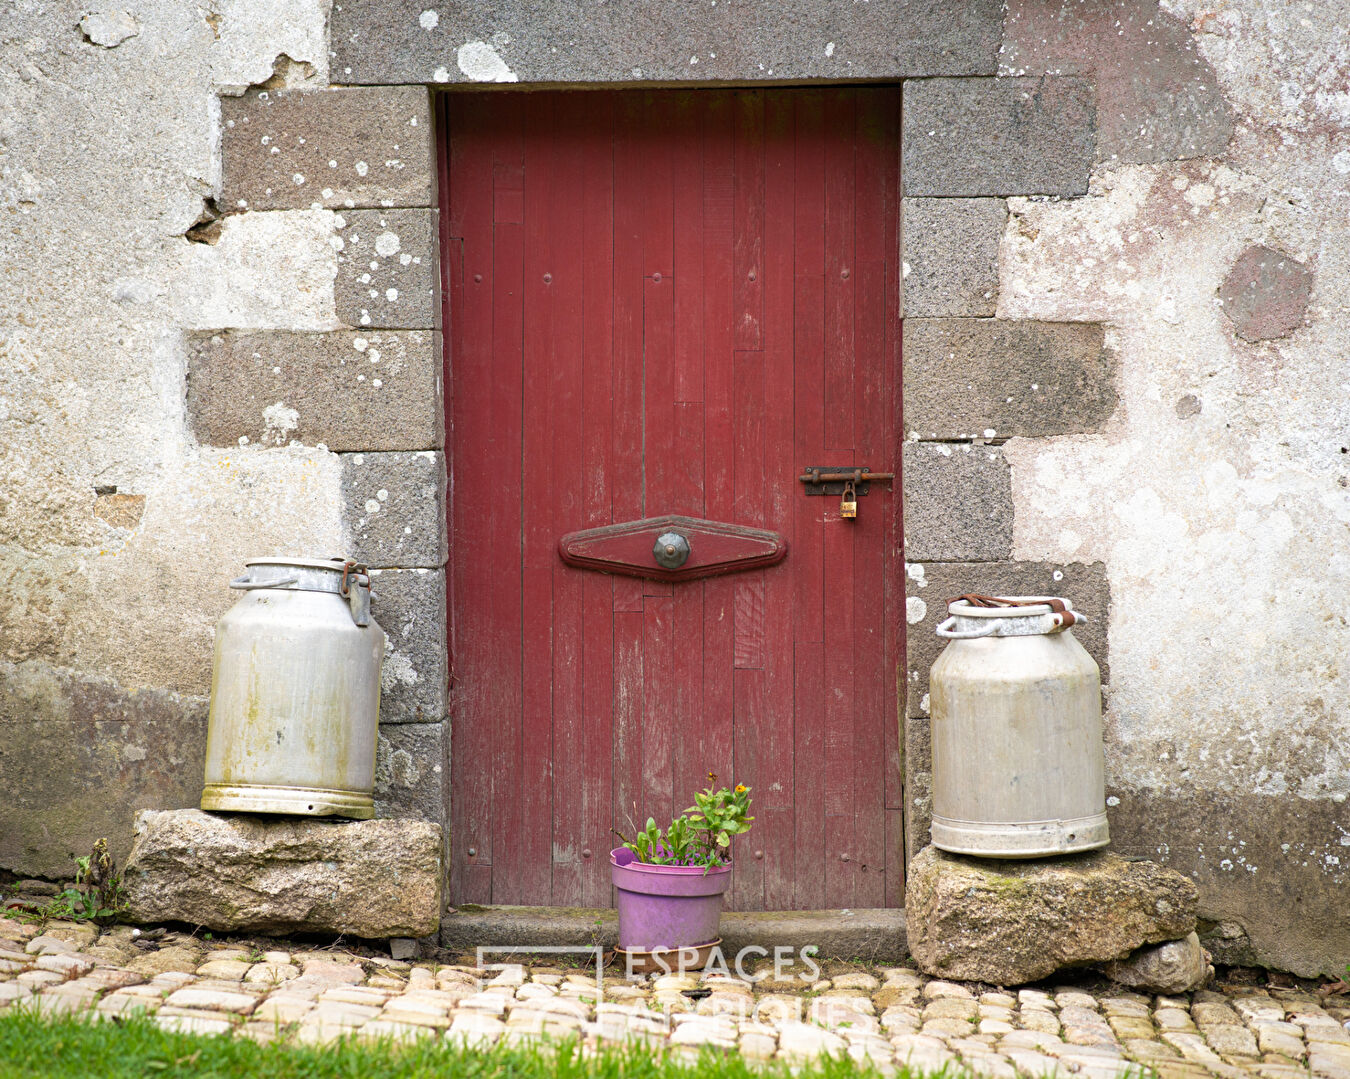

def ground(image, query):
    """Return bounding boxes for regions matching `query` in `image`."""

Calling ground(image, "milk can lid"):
[945,594,1078,618]
[936,594,1087,639]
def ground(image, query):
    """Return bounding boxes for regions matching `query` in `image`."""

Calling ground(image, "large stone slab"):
[902,198,1006,317]
[187,331,442,452]
[331,0,1003,85]
[902,77,1096,197]
[368,568,447,723]
[903,319,1116,439]
[374,721,446,824]
[123,809,441,938]
[335,209,441,330]
[340,451,447,569]
[902,442,1012,562]
[905,845,1197,985]
[374,721,449,908]
[221,87,434,212]
[903,715,934,864]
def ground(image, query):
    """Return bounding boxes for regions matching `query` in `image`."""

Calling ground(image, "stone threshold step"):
[440,906,908,962]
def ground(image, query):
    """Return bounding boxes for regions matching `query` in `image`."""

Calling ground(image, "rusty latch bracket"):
[798,466,895,497]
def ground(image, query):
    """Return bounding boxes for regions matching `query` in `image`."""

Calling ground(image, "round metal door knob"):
[653,531,691,570]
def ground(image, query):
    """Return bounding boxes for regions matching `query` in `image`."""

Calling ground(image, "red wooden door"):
[439,89,903,910]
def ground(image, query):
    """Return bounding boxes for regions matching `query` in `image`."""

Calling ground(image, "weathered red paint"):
[439,88,903,909]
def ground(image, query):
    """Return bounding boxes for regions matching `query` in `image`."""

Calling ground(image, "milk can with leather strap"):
[200,557,384,819]
[928,594,1109,858]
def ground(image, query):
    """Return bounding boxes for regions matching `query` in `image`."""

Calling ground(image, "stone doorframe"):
[193,0,1124,918]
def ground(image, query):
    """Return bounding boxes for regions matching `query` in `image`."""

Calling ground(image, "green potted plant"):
[611,775,753,971]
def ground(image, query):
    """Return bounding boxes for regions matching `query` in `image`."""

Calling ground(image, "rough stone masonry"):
[1,0,1347,978]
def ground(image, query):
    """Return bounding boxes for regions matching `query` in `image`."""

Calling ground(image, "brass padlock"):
[840,479,858,519]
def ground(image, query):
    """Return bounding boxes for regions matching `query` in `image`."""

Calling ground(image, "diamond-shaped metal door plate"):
[557,515,788,582]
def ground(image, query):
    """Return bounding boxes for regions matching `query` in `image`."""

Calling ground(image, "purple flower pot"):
[610,848,732,952]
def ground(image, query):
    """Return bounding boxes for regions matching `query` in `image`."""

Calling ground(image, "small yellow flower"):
[735,784,747,793]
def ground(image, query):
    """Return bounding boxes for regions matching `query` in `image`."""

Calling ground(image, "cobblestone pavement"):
[2,918,1348,1076]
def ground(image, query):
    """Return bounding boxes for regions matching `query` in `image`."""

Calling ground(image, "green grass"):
[0,1008,906,1079]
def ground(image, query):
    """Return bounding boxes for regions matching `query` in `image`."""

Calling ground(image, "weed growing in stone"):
[3,839,128,927]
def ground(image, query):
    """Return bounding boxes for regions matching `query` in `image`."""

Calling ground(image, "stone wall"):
[1,0,1346,975]
[0,3,447,883]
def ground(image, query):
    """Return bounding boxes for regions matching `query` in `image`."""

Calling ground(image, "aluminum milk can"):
[201,558,383,819]
[929,595,1109,858]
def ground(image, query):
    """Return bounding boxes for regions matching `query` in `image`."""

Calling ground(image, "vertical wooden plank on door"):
[820,89,858,908]
[760,89,797,909]
[613,611,645,838]
[579,92,616,907]
[700,93,737,803]
[642,272,676,831]
[520,96,556,905]
[733,91,764,351]
[549,95,588,906]
[612,96,645,617]
[791,89,827,911]
[671,399,706,809]
[446,97,494,905]
[487,96,526,903]
[730,89,767,905]
[792,641,825,909]
[730,345,766,910]
[852,89,897,907]
[641,92,679,831]
[642,594,675,833]
[611,93,646,835]
[670,92,708,814]
[673,93,705,412]
[732,343,766,676]
[822,505,857,908]
[823,91,857,454]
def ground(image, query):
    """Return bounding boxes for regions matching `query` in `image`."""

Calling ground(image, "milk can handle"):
[935,616,999,639]
[229,575,299,590]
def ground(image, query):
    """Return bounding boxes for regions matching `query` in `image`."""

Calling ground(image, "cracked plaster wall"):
[999,1,1349,975]
[0,0,342,873]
